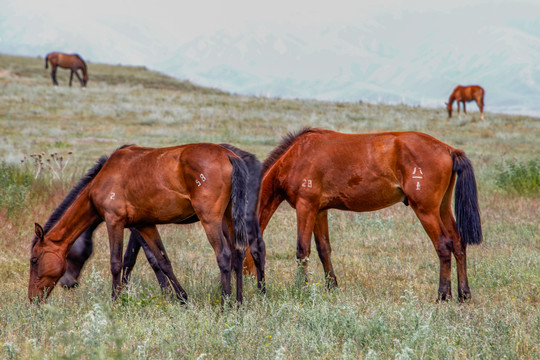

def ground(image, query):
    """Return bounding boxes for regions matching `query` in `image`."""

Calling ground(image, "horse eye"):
[31,258,38,265]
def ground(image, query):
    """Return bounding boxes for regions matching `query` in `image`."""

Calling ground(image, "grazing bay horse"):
[446,85,485,120]
[58,144,266,293]
[45,52,88,87]
[29,143,250,304]
[256,127,482,302]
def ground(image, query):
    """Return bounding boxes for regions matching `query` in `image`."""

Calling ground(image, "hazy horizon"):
[2,0,539,116]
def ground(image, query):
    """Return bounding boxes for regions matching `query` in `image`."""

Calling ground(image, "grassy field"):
[0,53,538,359]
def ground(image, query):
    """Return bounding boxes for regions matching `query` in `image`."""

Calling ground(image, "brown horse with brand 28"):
[45,52,88,87]
[255,128,482,302]
[29,143,249,304]
[446,85,485,120]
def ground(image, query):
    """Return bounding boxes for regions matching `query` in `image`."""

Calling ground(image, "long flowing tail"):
[453,150,483,246]
[228,154,249,251]
[45,53,49,69]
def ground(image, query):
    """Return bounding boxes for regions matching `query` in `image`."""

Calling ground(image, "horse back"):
[269,130,455,211]
[88,144,236,226]
[454,85,484,101]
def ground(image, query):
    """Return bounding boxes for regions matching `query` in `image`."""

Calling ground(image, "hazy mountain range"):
[2,6,539,116]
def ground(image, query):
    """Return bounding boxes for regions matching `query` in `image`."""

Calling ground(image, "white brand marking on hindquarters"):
[196,173,207,187]
[413,167,423,190]
[110,192,115,200]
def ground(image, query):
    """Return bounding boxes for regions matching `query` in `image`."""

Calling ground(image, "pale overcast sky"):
[2,0,539,114]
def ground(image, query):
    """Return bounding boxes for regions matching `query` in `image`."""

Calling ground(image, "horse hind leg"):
[69,70,74,86]
[222,216,245,303]
[476,98,484,121]
[246,211,266,292]
[410,204,453,301]
[440,190,471,301]
[313,210,338,289]
[51,65,58,86]
[202,219,233,305]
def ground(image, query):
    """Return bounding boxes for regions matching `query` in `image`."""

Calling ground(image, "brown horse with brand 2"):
[446,85,485,120]
[256,128,482,302]
[29,143,249,304]
[45,52,88,87]
[57,144,266,294]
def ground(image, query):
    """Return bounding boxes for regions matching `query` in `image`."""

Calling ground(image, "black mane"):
[41,155,107,234]
[32,145,133,247]
[262,127,322,174]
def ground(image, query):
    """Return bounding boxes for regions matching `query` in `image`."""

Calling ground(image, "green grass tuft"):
[496,158,540,196]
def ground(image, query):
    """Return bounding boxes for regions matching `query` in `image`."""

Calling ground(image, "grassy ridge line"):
[0,53,225,93]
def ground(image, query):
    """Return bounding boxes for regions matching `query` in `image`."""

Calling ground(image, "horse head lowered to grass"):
[45,52,88,87]
[446,85,485,121]
[29,143,253,304]
[247,127,482,302]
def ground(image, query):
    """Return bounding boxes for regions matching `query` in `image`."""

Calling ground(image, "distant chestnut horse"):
[446,85,485,120]
[57,144,266,294]
[29,143,250,304]
[253,127,482,302]
[45,52,88,87]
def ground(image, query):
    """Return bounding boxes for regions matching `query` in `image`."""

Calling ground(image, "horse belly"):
[126,195,195,226]
[330,178,403,212]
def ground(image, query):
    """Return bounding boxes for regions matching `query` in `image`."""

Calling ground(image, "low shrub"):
[496,158,540,196]
[0,162,33,218]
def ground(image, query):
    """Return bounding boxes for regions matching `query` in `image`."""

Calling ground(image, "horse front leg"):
[73,70,84,87]
[295,199,318,284]
[313,210,338,289]
[462,102,467,114]
[123,228,170,291]
[135,225,188,303]
[105,221,125,300]
[69,70,74,86]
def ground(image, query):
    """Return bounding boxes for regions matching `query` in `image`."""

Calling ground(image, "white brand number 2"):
[302,179,312,188]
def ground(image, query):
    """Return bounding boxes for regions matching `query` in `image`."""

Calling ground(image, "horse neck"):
[80,61,87,75]
[44,187,99,256]
[257,165,283,232]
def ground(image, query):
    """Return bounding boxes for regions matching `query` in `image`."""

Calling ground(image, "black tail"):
[453,151,483,246]
[228,154,249,251]
[45,53,49,69]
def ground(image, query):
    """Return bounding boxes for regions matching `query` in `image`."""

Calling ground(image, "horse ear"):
[34,223,45,241]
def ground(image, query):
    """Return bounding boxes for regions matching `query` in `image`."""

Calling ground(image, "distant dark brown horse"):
[29,143,250,304]
[254,128,482,302]
[45,52,88,87]
[58,144,266,294]
[446,85,485,120]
